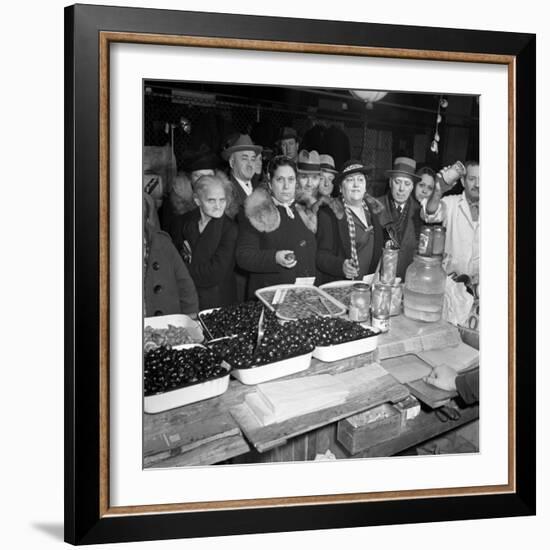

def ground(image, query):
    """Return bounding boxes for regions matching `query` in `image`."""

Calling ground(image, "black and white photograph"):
[142,80,480,468]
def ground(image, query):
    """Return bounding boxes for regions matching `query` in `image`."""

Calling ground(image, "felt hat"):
[319,154,338,174]
[296,150,321,174]
[334,159,371,185]
[187,149,220,172]
[385,156,422,182]
[221,134,262,161]
[278,126,298,141]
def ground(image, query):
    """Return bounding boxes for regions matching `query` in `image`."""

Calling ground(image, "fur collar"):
[244,187,280,232]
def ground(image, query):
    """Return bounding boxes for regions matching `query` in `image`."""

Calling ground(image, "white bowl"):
[144,314,204,344]
[144,344,229,413]
[313,329,379,362]
[231,352,313,385]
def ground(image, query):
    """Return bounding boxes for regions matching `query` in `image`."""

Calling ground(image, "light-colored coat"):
[430,193,480,278]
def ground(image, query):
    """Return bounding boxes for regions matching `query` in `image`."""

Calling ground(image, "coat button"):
[152,261,160,271]
[154,310,163,316]
[153,284,163,294]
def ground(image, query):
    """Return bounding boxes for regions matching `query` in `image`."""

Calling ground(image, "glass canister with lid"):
[348,283,371,322]
[403,255,447,322]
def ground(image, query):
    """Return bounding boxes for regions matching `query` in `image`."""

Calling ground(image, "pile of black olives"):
[144,346,227,396]
[200,301,264,339]
[302,317,377,347]
[207,318,315,370]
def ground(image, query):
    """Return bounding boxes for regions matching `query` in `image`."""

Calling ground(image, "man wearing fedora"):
[278,126,300,162]
[295,150,322,207]
[222,134,263,211]
[319,154,338,197]
[379,156,424,279]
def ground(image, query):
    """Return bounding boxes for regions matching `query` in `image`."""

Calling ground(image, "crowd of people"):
[143,127,480,319]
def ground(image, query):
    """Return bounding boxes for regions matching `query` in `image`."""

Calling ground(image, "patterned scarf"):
[272,197,295,219]
[343,199,371,270]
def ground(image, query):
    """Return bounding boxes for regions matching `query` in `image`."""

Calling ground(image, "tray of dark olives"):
[144,344,230,413]
[198,301,265,340]
[308,317,379,362]
[255,284,346,321]
[206,315,315,385]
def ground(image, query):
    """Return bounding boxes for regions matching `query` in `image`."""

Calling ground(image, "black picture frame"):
[65,3,536,545]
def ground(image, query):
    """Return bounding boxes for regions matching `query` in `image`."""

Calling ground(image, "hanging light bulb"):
[430,140,439,153]
[440,98,448,109]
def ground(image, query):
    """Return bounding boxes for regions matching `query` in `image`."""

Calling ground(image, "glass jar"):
[432,226,446,256]
[349,283,371,322]
[389,280,403,316]
[403,255,447,322]
[380,246,399,284]
[371,282,392,332]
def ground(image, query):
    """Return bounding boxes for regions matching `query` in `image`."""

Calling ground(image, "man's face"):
[319,171,335,197]
[194,182,227,219]
[280,138,298,158]
[415,173,435,202]
[462,164,480,202]
[230,150,256,181]
[190,168,214,184]
[254,153,263,175]
[297,172,320,202]
[390,176,414,204]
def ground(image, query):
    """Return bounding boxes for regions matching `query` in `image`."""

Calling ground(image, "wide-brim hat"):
[297,150,321,174]
[319,154,338,174]
[335,159,371,185]
[385,156,422,182]
[221,134,262,160]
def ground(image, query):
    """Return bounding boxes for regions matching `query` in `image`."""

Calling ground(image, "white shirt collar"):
[233,175,253,195]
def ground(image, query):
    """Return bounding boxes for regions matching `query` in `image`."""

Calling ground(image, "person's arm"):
[189,221,238,288]
[170,242,199,315]
[235,214,280,274]
[316,209,348,278]
[425,365,479,405]
[455,369,479,405]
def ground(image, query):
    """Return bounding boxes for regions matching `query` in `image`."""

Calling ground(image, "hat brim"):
[385,169,422,182]
[297,167,321,174]
[335,167,371,185]
[222,144,263,161]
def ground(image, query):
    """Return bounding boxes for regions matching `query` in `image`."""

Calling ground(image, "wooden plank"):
[376,315,461,359]
[349,404,479,457]
[230,369,409,453]
[144,410,240,459]
[147,435,250,468]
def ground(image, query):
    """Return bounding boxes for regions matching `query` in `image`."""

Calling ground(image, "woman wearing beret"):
[316,160,385,284]
[236,156,317,297]
[176,174,238,310]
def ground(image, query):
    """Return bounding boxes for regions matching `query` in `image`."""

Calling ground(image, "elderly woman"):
[316,160,385,284]
[143,195,199,317]
[236,156,317,296]
[159,172,196,232]
[176,174,238,310]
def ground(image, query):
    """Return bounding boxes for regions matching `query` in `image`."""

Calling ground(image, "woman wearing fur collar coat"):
[236,156,317,297]
[316,161,385,284]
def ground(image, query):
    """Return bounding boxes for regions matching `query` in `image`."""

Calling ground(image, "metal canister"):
[380,246,399,284]
[418,225,434,256]
[432,226,446,256]
[349,283,371,322]
[371,282,392,332]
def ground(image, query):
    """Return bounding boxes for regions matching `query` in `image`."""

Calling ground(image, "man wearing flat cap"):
[378,156,424,278]
[278,126,299,162]
[222,134,263,211]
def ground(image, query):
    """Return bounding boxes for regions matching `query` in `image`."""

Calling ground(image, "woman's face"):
[194,182,227,219]
[270,165,297,204]
[415,173,435,202]
[341,173,367,204]
[319,171,335,197]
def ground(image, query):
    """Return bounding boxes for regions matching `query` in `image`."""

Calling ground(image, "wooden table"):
[143,315,474,468]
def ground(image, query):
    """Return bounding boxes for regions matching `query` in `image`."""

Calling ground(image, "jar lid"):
[352,283,370,292]
[373,282,392,290]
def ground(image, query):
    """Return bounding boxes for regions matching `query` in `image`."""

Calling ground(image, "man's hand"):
[275,250,298,269]
[424,365,458,391]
